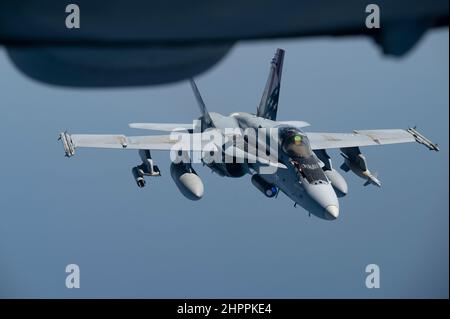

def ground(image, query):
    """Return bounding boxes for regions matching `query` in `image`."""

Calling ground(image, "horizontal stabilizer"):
[276,121,310,128]
[129,123,197,132]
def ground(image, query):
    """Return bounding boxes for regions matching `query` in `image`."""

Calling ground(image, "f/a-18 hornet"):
[59,49,439,220]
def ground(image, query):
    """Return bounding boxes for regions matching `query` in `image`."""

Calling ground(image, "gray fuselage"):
[209,111,339,220]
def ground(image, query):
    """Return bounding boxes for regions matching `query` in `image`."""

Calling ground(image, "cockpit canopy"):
[279,127,328,184]
[280,127,312,158]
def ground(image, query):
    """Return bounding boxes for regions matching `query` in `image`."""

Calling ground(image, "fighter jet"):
[59,49,439,220]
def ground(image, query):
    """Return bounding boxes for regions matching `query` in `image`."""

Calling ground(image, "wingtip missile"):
[59,131,75,157]
[407,127,439,151]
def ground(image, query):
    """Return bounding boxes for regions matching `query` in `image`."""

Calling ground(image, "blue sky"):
[0,28,448,298]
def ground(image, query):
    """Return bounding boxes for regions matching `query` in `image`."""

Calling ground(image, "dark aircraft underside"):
[0,0,448,87]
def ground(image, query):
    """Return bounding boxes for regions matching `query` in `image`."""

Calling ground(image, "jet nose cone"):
[325,205,339,220]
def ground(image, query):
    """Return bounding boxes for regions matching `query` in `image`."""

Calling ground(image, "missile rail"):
[59,131,75,157]
[407,127,439,151]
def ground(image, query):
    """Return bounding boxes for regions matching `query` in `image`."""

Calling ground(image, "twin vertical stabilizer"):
[257,48,285,121]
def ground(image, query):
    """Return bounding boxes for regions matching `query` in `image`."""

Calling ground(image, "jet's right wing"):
[59,131,288,169]
[58,131,215,157]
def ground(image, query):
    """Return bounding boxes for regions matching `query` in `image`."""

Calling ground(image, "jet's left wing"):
[306,128,439,151]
